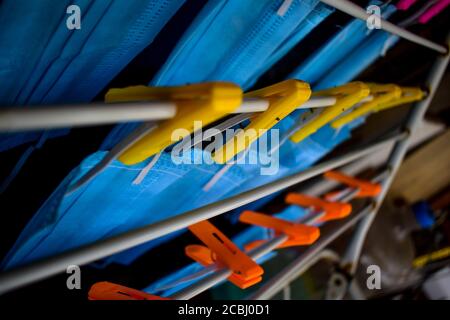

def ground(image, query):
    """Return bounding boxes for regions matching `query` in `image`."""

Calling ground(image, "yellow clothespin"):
[330,83,402,129]
[212,79,311,164]
[373,86,425,112]
[289,82,370,143]
[105,82,243,165]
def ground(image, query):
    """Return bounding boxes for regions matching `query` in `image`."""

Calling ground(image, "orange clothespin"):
[285,193,352,222]
[88,282,169,300]
[239,211,320,249]
[323,171,382,198]
[186,220,264,289]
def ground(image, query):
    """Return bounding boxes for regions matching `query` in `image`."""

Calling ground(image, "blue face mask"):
[0,0,74,190]
[290,1,396,88]
[101,0,330,149]
[0,0,72,106]
[243,2,334,89]
[0,0,186,194]
[14,0,186,106]
[0,148,250,270]
[100,2,399,270]
[315,31,399,90]
[0,0,185,151]
[107,106,359,266]
[39,0,187,105]
[21,0,113,105]
[4,0,392,272]
[152,0,326,88]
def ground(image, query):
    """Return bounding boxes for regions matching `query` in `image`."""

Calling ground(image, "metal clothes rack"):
[0,0,448,298]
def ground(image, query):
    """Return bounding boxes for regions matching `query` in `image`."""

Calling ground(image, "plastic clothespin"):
[290,82,370,143]
[212,79,311,164]
[239,210,320,249]
[330,83,402,129]
[88,282,168,300]
[105,82,243,165]
[186,220,264,289]
[373,86,425,113]
[397,0,417,11]
[285,193,352,222]
[419,0,450,24]
[324,171,382,198]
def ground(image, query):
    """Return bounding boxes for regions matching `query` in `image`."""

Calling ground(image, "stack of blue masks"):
[0,0,185,150]
[3,0,398,270]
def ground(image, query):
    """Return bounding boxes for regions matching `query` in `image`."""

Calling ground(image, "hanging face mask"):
[101,0,328,150]
[223,115,354,217]
[18,0,184,106]
[153,0,321,87]
[0,0,186,196]
[0,0,186,152]
[99,147,252,267]
[0,147,251,270]
[315,31,399,90]
[38,0,187,105]
[0,0,72,106]
[289,1,396,88]
[243,2,334,89]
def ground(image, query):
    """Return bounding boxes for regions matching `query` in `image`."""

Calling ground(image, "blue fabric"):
[316,32,399,89]
[0,132,49,194]
[144,205,308,297]
[95,0,340,266]
[1,149,248,269]
[243,3,334,89]
[0,0,185,152]
[101,0,329,150]
[153,0,321,87]
[1,110,356,270]
[0,0,71,106]
[94,112,356,266]
[290,1,396,88]
[0,0,185,196]
[0,0,72,151]
[4,0,394,270]
[99,1,400,269]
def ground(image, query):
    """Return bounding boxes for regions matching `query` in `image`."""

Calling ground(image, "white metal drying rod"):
[0,96,338,132]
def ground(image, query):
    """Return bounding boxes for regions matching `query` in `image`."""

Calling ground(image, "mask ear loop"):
[65,122,157,195]
[132,150,163,185]
[202,114,257,192]
[202,108,316,193]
